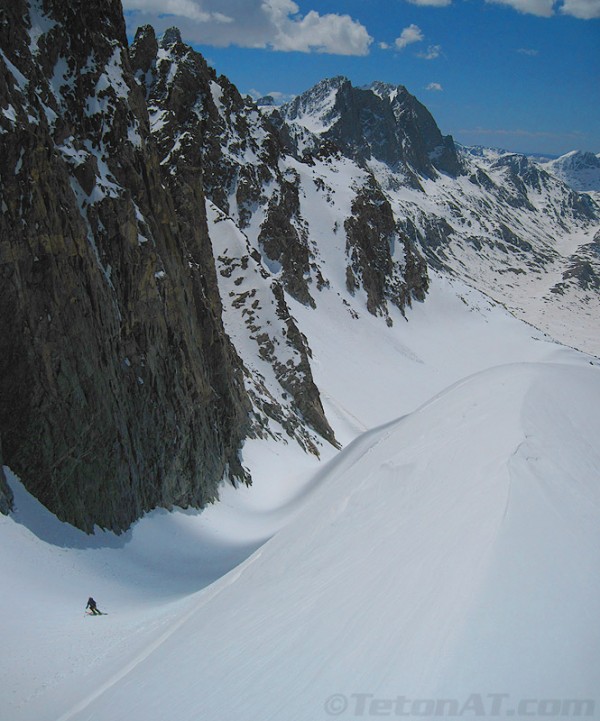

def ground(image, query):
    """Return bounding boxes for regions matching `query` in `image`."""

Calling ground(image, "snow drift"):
[4,356,598,721]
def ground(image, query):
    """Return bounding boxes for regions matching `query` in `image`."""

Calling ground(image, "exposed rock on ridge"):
[0,439,13,515]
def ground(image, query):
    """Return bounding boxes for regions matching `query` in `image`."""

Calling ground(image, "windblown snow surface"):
[2,276,600,721]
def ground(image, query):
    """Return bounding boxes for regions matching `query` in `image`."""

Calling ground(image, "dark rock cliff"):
[374,82,463,179]
[0,438,13,515]
[0,0,250,531]
[257,173,315,308]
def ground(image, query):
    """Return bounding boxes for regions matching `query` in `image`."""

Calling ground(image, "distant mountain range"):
[1,2,598,531]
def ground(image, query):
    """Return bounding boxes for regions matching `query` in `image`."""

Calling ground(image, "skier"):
[86,597,102,615]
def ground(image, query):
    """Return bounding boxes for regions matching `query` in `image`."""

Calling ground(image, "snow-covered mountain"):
[543,150,600,193]
[280,76,462,183]
[276,80,600,356]
[2,4,599,530]
[129,26,431,456]
[134,25,600,365]
[2,4,600,718]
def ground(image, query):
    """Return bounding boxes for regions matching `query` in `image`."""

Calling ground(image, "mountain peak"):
[367,80,408,101]
[281,76,462,179]
[130,25,158,74]
[557,149,600,167]
[160,26,182,47]
[256,94,277,107]
[281,76,351,134]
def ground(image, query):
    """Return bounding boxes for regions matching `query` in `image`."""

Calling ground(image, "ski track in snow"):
[55,547,266,721]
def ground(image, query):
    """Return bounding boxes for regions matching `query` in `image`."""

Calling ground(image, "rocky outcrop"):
[131,26,281,223]
[258,172,314,307]
[0,438,13,516]
[268,283,337,447]
[345,178,429,320]
[0,0,250,532]
[553,232,600,294]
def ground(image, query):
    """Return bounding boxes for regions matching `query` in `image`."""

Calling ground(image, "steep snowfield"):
[2,276,599,721]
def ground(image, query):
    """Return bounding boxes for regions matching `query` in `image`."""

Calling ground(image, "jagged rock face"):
[370,82,462,178]
[130,27,315,307]
[258,173,314,307]
[268,283,337,447]
[130,26,338,450]
[131,26,281,221]
[0,0,250,532]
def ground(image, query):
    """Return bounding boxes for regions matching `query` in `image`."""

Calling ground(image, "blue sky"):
[123,0,600,155]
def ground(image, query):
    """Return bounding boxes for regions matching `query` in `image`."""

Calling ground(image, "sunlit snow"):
[2,273,599,721]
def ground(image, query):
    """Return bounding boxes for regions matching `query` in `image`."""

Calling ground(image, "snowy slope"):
[363,151,600,356]
[77,363,599,720]
[2,277,599,721]
[3,22,600,720]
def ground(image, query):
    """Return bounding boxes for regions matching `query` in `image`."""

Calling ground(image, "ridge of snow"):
[3,340,598,720]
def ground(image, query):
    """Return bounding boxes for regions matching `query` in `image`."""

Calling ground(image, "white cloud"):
[248,88,296,104]
[517,47,539,55]
[394,24,424,50]
[417,44,442,60]
[559,0,600,18]
[123,0,372,55]
[484,0,555,17]
[485,0,600,17]
[426,82,443,91]
[270,8,373,54]
[124,0,231,23]
[405,0,452,5]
